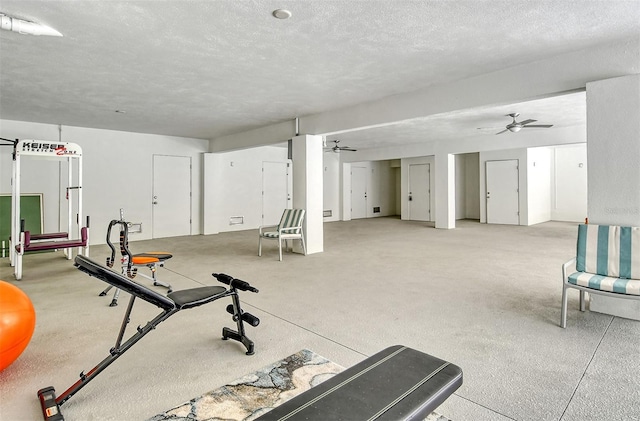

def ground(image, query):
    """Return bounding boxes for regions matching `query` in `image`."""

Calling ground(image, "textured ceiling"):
[0,1,638,148]
[326,91,587,149]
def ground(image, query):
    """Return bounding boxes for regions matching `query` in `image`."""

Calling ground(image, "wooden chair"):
[258,209,306,261]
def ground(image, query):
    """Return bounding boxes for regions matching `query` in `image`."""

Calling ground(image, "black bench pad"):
[256,345,462,420]
[168,286,228,309]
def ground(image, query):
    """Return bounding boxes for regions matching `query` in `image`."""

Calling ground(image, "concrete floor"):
[1,218,639,421]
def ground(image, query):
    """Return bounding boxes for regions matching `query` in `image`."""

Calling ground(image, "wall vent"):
[373,207,380,213]
[229,216,244,225]
[323,210,332,217]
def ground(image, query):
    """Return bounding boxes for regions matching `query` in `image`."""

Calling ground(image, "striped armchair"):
[258,209,306,261]
[561,224,640,327]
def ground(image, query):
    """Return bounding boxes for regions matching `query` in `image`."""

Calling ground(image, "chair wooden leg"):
[301,235,307,256]
[278,237,283,261]
[258,236,262,257]
[579,291,586,312]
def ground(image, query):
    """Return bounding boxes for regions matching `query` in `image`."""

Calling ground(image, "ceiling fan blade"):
[495,129,509,135]
[521,124,553,128]
[518,119,537,125]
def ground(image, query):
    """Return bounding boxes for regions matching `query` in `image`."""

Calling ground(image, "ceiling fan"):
[495,113,553,135]
[326,140,357,153]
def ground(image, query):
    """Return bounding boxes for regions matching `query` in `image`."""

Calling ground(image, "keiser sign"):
[17,140,82,157]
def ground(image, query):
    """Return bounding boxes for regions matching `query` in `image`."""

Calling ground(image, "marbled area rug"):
[148,349,451,421]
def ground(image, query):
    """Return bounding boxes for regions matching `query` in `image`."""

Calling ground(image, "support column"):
[586,74,640,320]
[435,153,455,229]
[291,135,324,255]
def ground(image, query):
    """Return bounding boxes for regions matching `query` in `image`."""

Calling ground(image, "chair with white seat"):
[258,209,306,261]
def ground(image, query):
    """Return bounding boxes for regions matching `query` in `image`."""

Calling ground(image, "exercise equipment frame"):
[99,212,172,306]
[9,139,86,279]
[37,254,260,421]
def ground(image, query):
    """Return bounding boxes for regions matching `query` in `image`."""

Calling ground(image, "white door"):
[262,161,290,226]
[153,155,191,238]
[408,163,430,221]
[486,160,519,225]
[351,166,368,219]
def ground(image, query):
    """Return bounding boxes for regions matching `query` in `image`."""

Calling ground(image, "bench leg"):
[222,292,258,355]
[147,263,172,292]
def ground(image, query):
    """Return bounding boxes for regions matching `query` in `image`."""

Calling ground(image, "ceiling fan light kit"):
[326,140,357,153]
[496,112,553,135]
[0,13,62,36]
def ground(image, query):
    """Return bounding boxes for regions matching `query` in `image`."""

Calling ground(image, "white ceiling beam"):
[300,37,639,136]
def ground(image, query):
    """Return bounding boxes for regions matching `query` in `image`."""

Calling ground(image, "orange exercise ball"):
[0,280,36,372]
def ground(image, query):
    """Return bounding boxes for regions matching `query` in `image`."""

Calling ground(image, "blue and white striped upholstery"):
[258,209,306,261]
[264,208,305,238]
[568,224,640,296]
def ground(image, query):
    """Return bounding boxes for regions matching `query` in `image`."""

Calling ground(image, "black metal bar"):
[53,307,178,408]
[114,295,136,349]
[221,290,256,355]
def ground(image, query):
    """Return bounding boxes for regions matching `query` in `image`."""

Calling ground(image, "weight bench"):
[37,254,260,421]
[257,345,462,421]
[256,345,462,420]
[14,225,89,280]
[24,232,69,241]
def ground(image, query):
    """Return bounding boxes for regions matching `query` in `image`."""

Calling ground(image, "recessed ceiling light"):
[272,9,292,19]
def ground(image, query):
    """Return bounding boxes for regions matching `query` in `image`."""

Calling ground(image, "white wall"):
[323,152,341,222]
[455,154,466,219]
[550,144,587,222]
[369,160,397,217]
[587,74,640,226]
[454,153,481,220]
[527,147,552,225]
[1,119,208,244]
[586,74,640,320]
[203,146,290,234]
[454,153,480,220]
[340,160,397,220]
[464,153,480,219]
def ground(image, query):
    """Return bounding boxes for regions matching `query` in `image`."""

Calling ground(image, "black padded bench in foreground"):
[257,345,462,420]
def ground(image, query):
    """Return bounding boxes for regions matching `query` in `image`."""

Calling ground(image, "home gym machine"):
[99,210,173,306]
[4,138,88,279]
[37,254,260,421]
